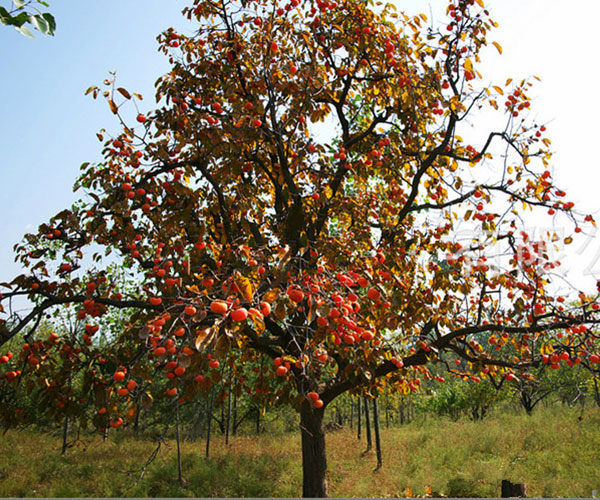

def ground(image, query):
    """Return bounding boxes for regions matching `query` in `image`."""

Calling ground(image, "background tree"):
[2,0,600,497]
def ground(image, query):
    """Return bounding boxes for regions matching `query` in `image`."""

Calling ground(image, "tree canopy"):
[2,0,599,496]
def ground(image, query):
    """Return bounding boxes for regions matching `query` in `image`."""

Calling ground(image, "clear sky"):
[2,0,600,297]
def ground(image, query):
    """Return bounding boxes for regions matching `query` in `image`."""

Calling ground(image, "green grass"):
[1,405,599,497]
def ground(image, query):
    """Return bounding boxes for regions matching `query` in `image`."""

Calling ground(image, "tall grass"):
[0,405,598,497]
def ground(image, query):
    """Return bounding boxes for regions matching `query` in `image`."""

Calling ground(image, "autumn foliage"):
[2,0,600,496]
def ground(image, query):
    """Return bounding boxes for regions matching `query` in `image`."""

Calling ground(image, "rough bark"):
[300,401,328,497]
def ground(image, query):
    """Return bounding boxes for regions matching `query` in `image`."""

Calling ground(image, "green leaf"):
[29,14,49,34]
[41,13,55,35]
[14,0,26,8]
[8,11,29,27]
[0,7,10,24]
[16,24,35,38]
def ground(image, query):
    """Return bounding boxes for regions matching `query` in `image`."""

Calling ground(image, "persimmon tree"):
[2,0,600,496]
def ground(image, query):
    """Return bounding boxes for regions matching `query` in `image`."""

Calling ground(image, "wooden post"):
[501,480,527,497]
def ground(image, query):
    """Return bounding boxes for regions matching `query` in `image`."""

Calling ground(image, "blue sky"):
[2,0,600,295]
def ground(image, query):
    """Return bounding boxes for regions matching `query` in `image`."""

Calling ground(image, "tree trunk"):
[232,390,238,436]
[363,396,372,452]
[372,399,382,469]
[225,385,231,446]
[176,401,185,486]
[206,389,213,458]
[134,403,141,431]
[300,401,328,497]
[61,372,72,454]
[385,403,389,429]
[520,392,534,416]
[357,397,362,440]
[61,414,69,455]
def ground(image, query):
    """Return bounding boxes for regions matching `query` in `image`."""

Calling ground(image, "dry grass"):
[0,405,599,497]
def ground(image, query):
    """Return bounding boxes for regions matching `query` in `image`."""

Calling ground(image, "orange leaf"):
[108,99,118,114]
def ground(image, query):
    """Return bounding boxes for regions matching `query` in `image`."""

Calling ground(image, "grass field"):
[1,405,599,497]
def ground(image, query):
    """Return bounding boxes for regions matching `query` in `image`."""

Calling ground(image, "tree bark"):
[134,403,141,431]
[357,397,362,440]
[232,390,238,435]
[61,413,69,455]
[176,401,185,486]
[225,384,231,446]
[363,396,372,452]
[61,372,72,455]
[206,389,213,458]
[373,399,382,469]
[300,401,328,498]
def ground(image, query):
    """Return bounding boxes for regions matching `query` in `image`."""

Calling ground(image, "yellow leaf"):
[250,314,265,335]
[492,85,504,95]
[195,327,217,351]
[235,274,255,303]
[474,0,484,7]
[262,288,281,303]
[541,343,554,355]
[492,41,503,54]
[463,58,473,73]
